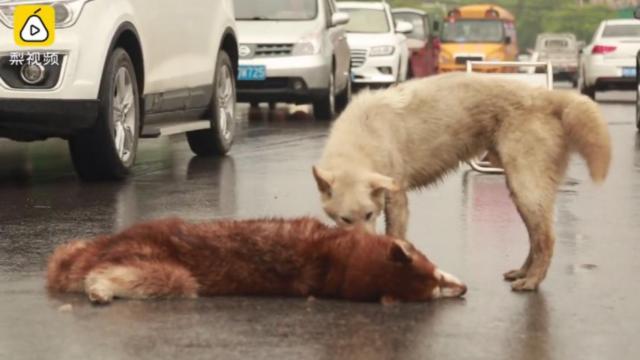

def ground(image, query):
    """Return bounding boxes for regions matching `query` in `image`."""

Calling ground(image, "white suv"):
[0,0,238,180]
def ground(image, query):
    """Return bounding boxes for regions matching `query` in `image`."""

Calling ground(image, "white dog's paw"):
[503,269,527,281]
[510,277,539,292]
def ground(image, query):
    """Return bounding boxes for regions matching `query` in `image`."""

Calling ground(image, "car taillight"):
[592,45,617,54]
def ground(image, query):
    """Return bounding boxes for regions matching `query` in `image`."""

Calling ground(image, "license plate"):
[622,67,636,78]
[238,65,266,81]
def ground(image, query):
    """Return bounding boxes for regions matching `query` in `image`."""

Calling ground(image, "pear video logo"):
[21,9,49,42]
[14,5,55,47]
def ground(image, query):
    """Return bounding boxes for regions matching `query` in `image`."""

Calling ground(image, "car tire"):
[579,70,596,99]
[335,75,351,113]
[636,56,640,131]
[187,50,236,156]
[582,84,596,99]
[406,60,414,80]
[636,85,640,131]
[313,70,336,120]
[68,47,140,181]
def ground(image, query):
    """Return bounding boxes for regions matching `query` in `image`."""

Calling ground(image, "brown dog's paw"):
[503,269,527,281]
[86,281,114,305]
[88,290,113,305]
[381,295,399,306]
[510,278,539,292]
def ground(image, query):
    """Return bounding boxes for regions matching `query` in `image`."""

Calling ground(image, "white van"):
[234,0,352,119]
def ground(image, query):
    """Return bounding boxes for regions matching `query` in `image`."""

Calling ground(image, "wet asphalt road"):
[1,89,639,360]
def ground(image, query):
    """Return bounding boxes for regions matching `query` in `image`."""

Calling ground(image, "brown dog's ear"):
[369,173,399,195]
[389,240,413,265]
[312,166,334,194]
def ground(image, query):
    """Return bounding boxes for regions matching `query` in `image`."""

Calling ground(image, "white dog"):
[313,72,610,291]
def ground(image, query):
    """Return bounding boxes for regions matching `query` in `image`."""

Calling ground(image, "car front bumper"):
[0,0,115,101]
[351,52,400,85]
[237,54,331,103]
[0,98,98,140]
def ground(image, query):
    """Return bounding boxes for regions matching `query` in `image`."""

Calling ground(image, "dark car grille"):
[455,56,483,65]
[350,49,367,68]
[255,44,294,57]
[237,77,290,90]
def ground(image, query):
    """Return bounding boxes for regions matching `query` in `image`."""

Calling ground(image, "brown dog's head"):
[312,166,398,234]
[342,235,467,302]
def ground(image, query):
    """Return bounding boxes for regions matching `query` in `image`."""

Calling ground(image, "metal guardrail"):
[465,60,554,174]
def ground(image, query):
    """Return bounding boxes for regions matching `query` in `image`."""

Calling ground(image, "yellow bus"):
[439,4,518,72]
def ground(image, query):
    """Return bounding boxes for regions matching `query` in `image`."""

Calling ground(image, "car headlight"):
[369,45,395,57]
[292,34,321,56]
[0,0,93,29]
[439,52,452,63]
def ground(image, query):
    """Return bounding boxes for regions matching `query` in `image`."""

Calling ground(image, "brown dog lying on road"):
[313,72,611,291]
[47,217,466,304]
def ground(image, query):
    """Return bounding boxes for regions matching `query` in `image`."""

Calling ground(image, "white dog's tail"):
[549,91,611,183]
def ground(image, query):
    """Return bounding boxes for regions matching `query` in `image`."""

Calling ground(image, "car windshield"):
[341,8,390,33]
[602,24,640,38]
[234,0,317,21]
[442,19,505,43]
[393,13,426,40]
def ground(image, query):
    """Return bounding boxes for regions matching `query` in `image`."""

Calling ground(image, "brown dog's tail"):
[549,90,611,183]
[46,240,90,293]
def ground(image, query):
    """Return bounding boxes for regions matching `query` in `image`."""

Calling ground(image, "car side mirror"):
[634,6,640,19]
[505,36,512,45]
[395,21,414,34]
[331,12,350,27]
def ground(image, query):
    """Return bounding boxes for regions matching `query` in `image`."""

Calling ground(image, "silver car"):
[535,33,579,86]
[234,0,351,119]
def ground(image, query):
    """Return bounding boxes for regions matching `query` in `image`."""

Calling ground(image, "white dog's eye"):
[341,217,353,224]
[365,212,373,220]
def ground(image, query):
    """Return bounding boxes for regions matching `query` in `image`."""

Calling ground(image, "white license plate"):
[238,65,266,81]
[622,67,636,78]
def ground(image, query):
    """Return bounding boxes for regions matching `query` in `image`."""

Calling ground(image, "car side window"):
[424,15,431,38]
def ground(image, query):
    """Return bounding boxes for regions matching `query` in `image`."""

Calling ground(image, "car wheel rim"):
[329,73,335,115]
[217,64,235,141]
[112,67,136,163]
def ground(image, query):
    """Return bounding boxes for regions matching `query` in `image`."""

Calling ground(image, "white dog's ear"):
[312,166,334,194]
[369,173,399,194]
